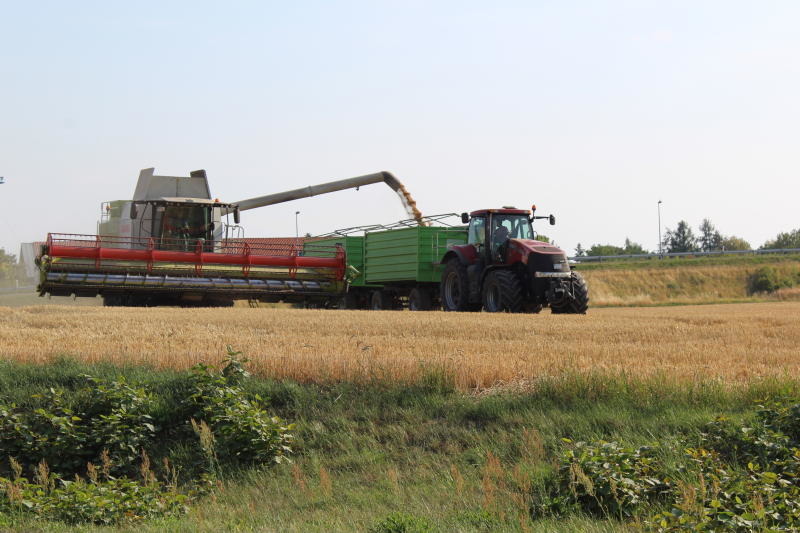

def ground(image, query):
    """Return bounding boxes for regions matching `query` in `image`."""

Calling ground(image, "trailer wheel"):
[408,287,433,311]
[482,270,524,312]
[371,290,394,310]
[339,292,360,310]
[441,259,478,311]
[551,272,589,314]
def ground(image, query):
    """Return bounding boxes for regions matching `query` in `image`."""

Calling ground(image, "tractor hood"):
[508,239,566,257]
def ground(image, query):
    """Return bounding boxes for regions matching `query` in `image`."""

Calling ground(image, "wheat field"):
[1,302,798,390]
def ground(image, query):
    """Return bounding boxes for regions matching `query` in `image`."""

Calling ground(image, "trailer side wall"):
[364,227,467,284]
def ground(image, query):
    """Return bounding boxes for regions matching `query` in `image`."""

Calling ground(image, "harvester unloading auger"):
[37,168,423,307]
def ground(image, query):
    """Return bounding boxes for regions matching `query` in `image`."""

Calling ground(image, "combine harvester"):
[37,168,588,313]
[38,168,419,307]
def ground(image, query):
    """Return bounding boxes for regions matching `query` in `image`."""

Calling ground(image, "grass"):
[574,252,800,271]
[2,358,798,532]
[1,303,799,390]
[581,260,800,307]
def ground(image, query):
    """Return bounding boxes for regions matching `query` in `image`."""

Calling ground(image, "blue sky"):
[1,1,798,255]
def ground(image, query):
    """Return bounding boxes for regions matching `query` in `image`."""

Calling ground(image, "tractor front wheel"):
[551,272,589,314]
[482,270,524,312]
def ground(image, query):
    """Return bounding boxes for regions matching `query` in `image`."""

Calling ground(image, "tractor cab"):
[463,207,552,264]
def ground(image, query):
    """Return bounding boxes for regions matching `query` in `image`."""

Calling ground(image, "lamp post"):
[657,200,663,257]
[295,211,300,240]
[0,177,5,184]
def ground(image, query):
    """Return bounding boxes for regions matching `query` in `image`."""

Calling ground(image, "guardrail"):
[569,248,800,263]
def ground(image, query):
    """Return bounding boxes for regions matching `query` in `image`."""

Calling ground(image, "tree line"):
[574,221,800,257]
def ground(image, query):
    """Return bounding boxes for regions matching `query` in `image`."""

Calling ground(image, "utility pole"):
[657,200,663,257]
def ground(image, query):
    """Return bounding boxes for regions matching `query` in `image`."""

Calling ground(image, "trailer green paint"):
[307,236,378,288]
[363,226,467,284]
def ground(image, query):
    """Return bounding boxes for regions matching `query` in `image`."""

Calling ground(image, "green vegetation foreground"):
[3,358,800,532]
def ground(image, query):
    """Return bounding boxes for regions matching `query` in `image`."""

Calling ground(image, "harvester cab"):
[442,207,588,314]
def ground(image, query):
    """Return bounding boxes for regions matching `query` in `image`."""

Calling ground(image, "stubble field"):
[2,301,798,390]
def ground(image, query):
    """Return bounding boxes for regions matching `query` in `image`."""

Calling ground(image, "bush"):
[0,376,155,478]
[649,448,800,531]
[649,398,800,531]
[748,266,798,294]
[0,459,187,525]
[184,350,294,466]
[539,440,670,519]
[749,266,781,293]
[0,350,294,525]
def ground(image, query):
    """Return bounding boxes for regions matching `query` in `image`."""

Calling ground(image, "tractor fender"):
[441,249,468,266]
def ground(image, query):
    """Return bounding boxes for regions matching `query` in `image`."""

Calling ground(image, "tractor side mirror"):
[129,203,138,220]
[461,212,469,224]
[549,214,556,225]
[234,207,241,225]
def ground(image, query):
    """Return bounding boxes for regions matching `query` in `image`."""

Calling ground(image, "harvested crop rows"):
[1,302,798,390]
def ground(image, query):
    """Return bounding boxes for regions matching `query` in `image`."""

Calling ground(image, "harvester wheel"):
[482,270,524,312]
[408,287,433,311]
[370,290,394,310]
[441,259,478,312]
[551,272,589,314]
[102,294,123,307]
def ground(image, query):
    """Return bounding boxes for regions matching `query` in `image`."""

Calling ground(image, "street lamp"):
[657,200,663,257]
[295,211,300,240]
[0,177,5,184]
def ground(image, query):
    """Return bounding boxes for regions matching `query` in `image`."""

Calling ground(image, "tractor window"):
[468,216,486,245]
[492,215,533,242]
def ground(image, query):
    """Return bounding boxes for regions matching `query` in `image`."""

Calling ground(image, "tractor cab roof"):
[469,208,531,217]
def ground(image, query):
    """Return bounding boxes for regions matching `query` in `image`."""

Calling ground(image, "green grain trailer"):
[349,225,467,310]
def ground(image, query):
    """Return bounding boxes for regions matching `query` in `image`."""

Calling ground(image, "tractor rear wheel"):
[551,272,589,314]
[408,287,433,311]
[441,259,478,311]
[482,270,524,312]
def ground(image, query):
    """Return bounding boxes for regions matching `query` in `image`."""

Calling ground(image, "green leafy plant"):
[184,351,294,467]
[540,440,670,519]
[0,456,187,525]
[649,448,800,531]
[0,376,155,478]
[650,398,800,531]
[0,350,294,525]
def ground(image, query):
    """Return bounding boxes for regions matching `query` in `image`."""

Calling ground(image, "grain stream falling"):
[1,302,799,390]
[395,184,426,226]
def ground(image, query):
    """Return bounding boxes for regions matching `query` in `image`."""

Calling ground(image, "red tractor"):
[440,207,588,313]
